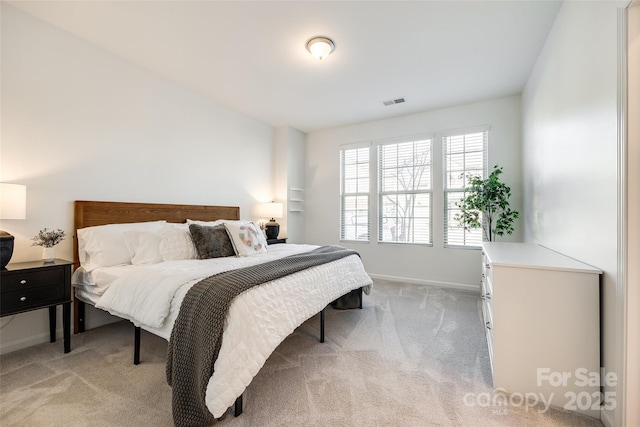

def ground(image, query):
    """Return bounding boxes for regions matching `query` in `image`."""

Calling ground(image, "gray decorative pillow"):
[188,224,236,259]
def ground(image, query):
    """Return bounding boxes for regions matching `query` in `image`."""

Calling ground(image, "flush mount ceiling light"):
[306,36,335,60]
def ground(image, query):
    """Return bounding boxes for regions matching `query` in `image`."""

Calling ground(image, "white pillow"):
[224,221,268,257]
[158,223,198,261]
[77,221,166,271]
[124,230,163,265]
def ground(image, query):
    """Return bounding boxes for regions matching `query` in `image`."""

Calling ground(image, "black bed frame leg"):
[234,394,243,417]
[78,300,86,333]
[134,326,141,365]
[320,308,325,343]
[359,287,363,309]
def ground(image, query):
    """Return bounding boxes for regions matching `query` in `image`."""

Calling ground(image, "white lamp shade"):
[0,183,27,220]
[259,202,283,219]
[306,37,335,60]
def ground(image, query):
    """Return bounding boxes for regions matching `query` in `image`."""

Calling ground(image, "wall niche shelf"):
[288,188,304,212]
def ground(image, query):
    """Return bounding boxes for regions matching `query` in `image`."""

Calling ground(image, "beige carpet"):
[1,280,602,426]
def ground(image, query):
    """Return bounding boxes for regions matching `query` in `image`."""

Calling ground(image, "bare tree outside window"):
[378,139,432,244]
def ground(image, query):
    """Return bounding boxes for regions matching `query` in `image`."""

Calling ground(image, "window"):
[443,130,488,247]
[340,146,370,241]
[378,138,432,244]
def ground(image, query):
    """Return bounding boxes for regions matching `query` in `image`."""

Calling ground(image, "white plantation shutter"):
[443,130,488,247]
[378,138,432,244]
[340,146,370,241]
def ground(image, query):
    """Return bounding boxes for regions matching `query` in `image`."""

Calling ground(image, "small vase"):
[42,247,55,262]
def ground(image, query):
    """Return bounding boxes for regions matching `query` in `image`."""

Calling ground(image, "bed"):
[71,200,372,425]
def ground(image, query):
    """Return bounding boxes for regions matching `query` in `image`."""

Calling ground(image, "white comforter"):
[92,244,372,418]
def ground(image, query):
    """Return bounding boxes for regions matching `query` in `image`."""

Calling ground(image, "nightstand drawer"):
[1,267,65,292]
[0,259,73,353]
[1,284,66,314]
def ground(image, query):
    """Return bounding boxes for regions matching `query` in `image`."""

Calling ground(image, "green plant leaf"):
[456,165,519,242]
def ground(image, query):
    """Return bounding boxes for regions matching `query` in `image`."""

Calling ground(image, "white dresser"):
[481,242,602,417]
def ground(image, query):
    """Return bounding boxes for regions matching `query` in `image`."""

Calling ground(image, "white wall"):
[521,1,625,425]
[305,96,522,288]
[0,5,274,353]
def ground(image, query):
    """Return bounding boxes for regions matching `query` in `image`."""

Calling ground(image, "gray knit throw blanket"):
[166,245,359,427]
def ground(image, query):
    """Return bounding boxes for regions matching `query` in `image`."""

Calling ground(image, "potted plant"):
[455,165,519,242]
[32,228,66,262]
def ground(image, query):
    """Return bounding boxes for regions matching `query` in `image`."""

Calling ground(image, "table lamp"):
[259,202,283,239]
[0,183,27,269]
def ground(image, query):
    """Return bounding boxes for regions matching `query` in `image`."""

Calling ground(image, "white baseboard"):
[0,306,120,356]
[368,273,480,293]
[0,329,65,355]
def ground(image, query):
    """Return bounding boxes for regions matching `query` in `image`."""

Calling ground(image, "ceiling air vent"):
[382,97,406,106]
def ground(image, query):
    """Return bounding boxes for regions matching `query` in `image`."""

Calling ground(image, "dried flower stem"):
[32,228,66,248]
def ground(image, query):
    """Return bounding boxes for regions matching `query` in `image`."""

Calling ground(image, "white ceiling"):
[9,1,562,133]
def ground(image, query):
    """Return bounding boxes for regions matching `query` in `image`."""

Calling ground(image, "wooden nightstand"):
[1,259,73,353]
[267,238,287,245]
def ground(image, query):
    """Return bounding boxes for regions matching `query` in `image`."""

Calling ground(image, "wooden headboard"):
[73,200,240,266]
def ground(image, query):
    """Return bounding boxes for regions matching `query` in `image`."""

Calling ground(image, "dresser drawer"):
[1,284,66,314]
[481,276,493,299]
[1,267,65,292]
